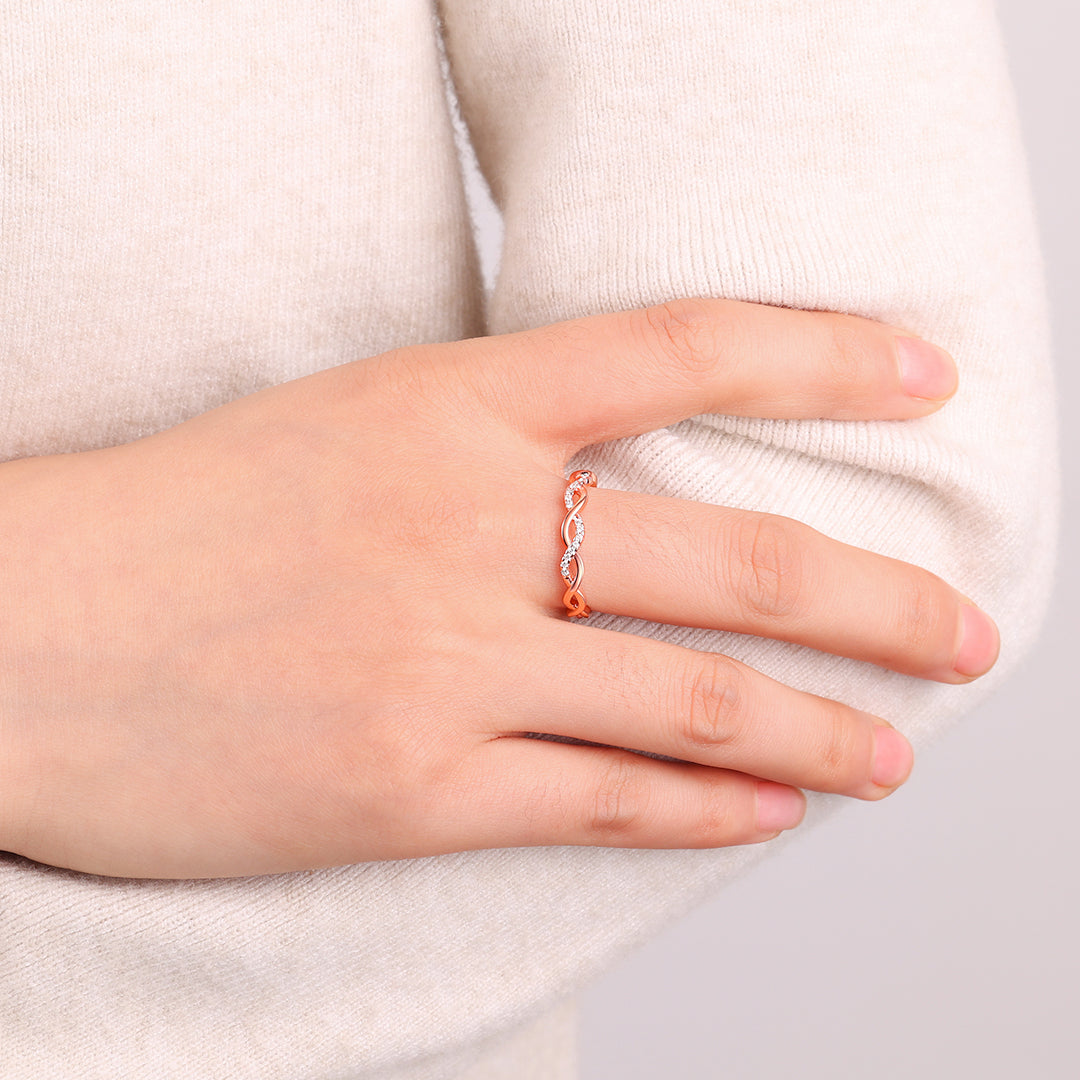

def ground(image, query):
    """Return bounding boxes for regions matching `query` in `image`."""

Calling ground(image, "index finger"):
[439,298,957,454]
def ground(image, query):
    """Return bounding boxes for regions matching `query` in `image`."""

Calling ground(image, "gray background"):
[574,3,1079,1077]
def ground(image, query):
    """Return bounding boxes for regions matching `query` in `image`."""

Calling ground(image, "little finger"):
[494,617,913,801]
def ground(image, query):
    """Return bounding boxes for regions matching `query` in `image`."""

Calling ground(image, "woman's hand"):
[0,299,997,878]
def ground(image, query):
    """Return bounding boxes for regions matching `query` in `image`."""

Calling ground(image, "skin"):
[0,298,998,879]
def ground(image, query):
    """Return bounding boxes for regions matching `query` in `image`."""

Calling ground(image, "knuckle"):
[348,344,471,434]
[678,654,746,753]
[588,754,651,838]
[730,513,806,620]
[357,344,433,401]
[639,298,719,380]
[891,570,955,666]
[691,776,743,847]
[822,317,875,404]
[813,706,866,789]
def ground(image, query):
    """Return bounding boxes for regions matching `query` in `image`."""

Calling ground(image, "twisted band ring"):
[560,469,598,618]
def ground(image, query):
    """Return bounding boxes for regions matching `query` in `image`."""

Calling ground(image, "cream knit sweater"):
[0,2,1057,1078]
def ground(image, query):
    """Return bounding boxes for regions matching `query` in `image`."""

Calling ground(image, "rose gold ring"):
[560,469,598,618]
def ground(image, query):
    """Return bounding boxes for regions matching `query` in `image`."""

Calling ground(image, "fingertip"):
[870,722,915,791]
[954,603,1001,679]
[895,337,959,404]
[755,781,806,832]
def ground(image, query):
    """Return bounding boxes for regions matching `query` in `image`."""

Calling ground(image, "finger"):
[436,298,957,452]
[535,484,1000,684]
[455,738,806,850]
[495,616,913,802]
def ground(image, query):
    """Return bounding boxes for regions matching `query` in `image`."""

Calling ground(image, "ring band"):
[560,469,598,618]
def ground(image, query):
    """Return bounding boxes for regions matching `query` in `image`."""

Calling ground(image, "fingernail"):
[954,604,1000,678]
[895,337,957,401]
[756,782,805,832]
[871,723,914,789]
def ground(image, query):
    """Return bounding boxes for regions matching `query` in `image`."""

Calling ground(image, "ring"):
[560,469,598,618]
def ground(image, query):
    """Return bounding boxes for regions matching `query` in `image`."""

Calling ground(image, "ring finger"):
[536,482,999,684]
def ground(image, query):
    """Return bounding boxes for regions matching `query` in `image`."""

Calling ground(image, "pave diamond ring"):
[560,470,598,619]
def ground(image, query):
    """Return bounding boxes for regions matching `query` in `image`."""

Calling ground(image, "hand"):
[0,299,997,878]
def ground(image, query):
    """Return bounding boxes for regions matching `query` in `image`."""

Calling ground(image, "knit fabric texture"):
[0,1,1057,1078]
